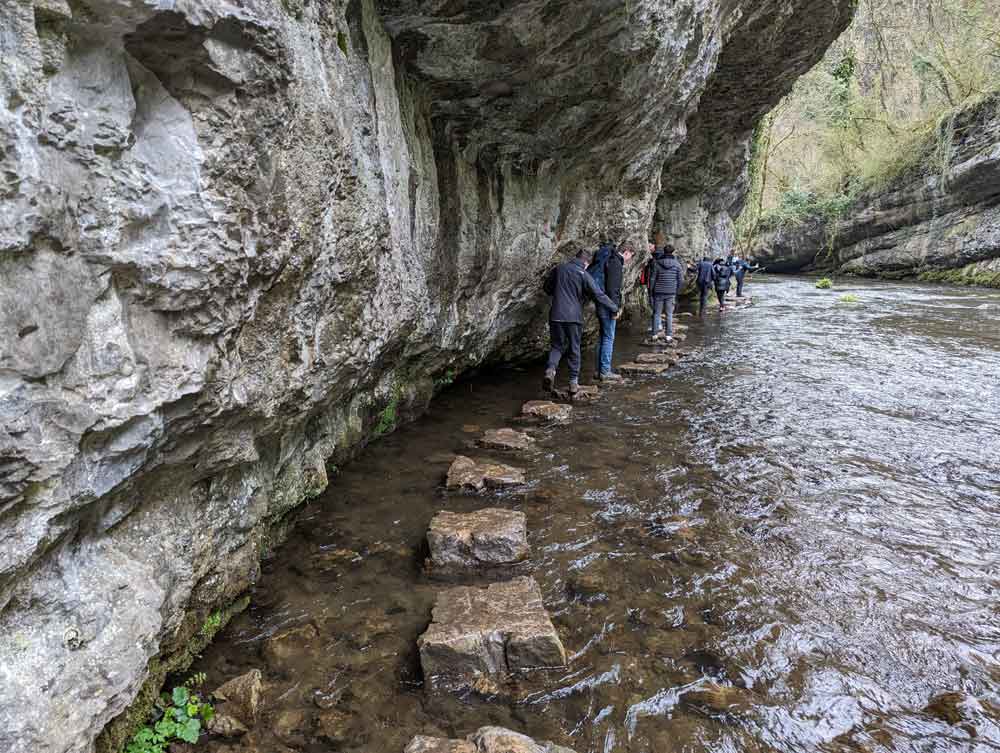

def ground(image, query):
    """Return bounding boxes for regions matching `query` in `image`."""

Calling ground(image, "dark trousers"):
[716,288,727,308]
[736,274,745,297]
[546,321,582,382]
[698,282,711,314]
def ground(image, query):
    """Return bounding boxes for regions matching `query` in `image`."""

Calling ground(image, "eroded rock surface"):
[476,428,536,453]
[521,401,573,423]
[446,456,526,492]
[418,577,566,687]
[427,509,529,572]
[752,92,1000,283]
[619,362,672,376]
[405,727,576,753]
[0,0,852,749]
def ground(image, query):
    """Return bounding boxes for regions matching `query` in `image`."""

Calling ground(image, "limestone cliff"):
[0,1,852,751]
[751,92,1000,284]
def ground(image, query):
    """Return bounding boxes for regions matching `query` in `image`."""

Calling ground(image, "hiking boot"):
[599,371,624,382]
[542,369,555,392]
[568,380,579,395]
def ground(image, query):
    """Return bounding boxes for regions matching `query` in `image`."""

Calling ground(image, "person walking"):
[712,257,733,310]
[733,256,752,298]
[591,241,633,381]
[647,244,684,339]
[695,256,715,315]
[543,248,619,395]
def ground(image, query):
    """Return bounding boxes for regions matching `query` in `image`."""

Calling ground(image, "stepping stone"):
[418,576,567,688]
[406,727,576,753]
[521,400,572,422]
[476,428,536,452]
[619,362,671,375]
[551,384,600,402]
[635,352,678,364]
[426,509,529,571]
[446,456,525,491]
[641,333,685,346]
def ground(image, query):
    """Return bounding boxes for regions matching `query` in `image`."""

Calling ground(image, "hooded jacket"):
[696,259,715,286]
[647,252,684,297]
[713,261,734,291]
[544,258,618,323]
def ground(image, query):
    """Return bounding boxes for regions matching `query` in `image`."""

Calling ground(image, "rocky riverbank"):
[751,92,1000,285]
[0,1,851,751]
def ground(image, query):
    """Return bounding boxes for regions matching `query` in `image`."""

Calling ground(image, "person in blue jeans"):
[647,244,684,338]
[594,242,633,381]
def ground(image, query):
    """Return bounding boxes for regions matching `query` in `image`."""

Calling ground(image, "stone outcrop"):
[445,456,526,492]
[426,509,529,572]
[405,727,576,753]
[752,92,1000,284]
[0,0,852,750]
[418,577,566,688]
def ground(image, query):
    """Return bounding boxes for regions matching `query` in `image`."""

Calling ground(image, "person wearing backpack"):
[543,247,620,395]
[646,244,684,339]
[695,256,715,314]
[590,241,633,381]
[713,257,734,310]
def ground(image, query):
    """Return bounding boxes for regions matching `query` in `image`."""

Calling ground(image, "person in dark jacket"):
[695,256,715,315]
[594,241,633,381]
[732,256,759,297]
[543,248,619,394]
[712,257,734,310]
[646,244,684,338]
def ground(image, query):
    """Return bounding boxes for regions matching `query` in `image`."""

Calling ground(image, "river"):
[193,276,1000,753]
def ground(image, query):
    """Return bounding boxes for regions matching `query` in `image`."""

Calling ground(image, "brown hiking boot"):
[542,369,555,392]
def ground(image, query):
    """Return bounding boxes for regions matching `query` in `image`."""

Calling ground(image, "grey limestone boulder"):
[445,456,526,492]
[426,509,529,572]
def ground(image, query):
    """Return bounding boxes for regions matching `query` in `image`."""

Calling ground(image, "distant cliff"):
[751,92,1000,286]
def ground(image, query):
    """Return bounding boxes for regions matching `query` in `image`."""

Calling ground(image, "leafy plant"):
[839,293,860,302]
[200,611,222,638]
[815,277,834,289]
[374,386,401,437]
[125,680,214,753]
[434,369,457,389]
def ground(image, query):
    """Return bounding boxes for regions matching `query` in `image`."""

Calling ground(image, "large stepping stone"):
[641,332,686,346]
[406,727,576,753]
[521,400,572,422]
[418,576,567,688]
[446,456,526,491]
[635,352,679,364]
[618,362,671,375]
[476,428,535,452]
[551,384,600,402]
[426,509,529,571]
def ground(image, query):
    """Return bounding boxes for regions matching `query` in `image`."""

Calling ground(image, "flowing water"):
[194,277,1000,753]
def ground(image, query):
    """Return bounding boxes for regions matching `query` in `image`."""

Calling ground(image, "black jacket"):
[647,252,684,297]
[544,259,618,323]
[713,261,733,291]
[602,251,625,311]
[696,259,715,286]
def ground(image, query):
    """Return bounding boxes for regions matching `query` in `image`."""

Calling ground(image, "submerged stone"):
[418,576,567,687]
[634,352,678,365]
[263,623,318,670]
[521,400,572,422]
[476,428,536,452]
[426,509,529,571]
[405,726,576,753]
[618,362,671,375]
[210,669,263,734]
[446,456,526,491]
[552,384,601,401]
[684,682,748,712]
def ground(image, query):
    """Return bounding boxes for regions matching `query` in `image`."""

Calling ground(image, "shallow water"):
[195,277,1000,753]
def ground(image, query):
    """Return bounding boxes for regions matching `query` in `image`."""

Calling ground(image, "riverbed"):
[193,276,1000,753]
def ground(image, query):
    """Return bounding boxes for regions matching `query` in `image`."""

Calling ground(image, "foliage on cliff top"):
[738,0,1000,243]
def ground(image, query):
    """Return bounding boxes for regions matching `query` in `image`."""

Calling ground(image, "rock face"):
[752,92,1000,284]
[426,509,529,572]
[418,577,566,688]
[0,0,852,750]
[406,727,576,753]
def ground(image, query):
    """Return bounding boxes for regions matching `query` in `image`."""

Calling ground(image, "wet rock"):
[273,708,309,747]
[206,712,249,738]
[418,577,567,687]
[425,452,459,465]
[315,708,353,745]
[618,362,671,376]
[211,669,263,729]
[262,624,318,670]
[634,352,679,365]
[924,692,967,725]
[521,401,573,423]
[446,456,526,492]
[406,726,575,753]
[476,428,536,452]
[461,424,481,434]
[552,384,602,402]
[427,509,529,571]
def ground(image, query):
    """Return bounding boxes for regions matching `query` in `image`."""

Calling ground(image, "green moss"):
[815,277,834,289]
[337,30,349,56]
[95,596,249,753]
[917,268,1000,288]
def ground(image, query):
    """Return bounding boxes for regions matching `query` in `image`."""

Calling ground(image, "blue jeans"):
[651,295,675,336]
[596,309,617,375]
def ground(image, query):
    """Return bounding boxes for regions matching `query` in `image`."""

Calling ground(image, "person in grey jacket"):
[646,244,684,338]
[695,256,715,315]
[543,248,619,394]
